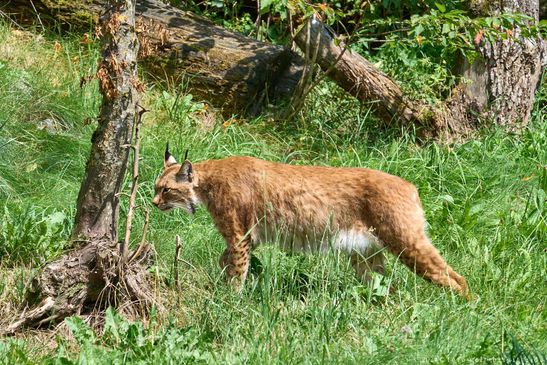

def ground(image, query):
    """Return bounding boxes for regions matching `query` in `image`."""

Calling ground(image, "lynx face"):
[152,149,198,214]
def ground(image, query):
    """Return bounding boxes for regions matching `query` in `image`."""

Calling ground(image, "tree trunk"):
[73,0,141,241]
[449,0,544,132]
[539,1,546,19]
[4,0,156,335]
[3,0,303,117]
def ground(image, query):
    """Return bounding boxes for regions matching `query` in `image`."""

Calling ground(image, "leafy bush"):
[0,206,70,266]
[55,308,215,364]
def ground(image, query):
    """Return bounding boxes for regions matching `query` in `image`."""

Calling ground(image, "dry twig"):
[121,105,148,262]
[174,235,181,290]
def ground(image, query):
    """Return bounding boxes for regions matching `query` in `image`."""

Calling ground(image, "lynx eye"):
[163,187,171,194]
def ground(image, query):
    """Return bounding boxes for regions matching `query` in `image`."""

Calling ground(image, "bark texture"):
[3,0,303,116]
[3,240,154,335]
[73,0,141,241]
[451,0,544,132]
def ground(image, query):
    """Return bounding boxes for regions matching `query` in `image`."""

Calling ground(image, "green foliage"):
[372,45,457,104]
[155,88,206,127]
[56,308,214,364]
[400,8,539,61]
[501,333,547,365]
[0,206,70,266]
[0,340,33,365]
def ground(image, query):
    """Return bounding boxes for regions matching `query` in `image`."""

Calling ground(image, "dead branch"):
[128,208,149,263]
[121,105,148,262]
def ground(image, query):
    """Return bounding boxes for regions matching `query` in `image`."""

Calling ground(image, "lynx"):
[153,146,469,298]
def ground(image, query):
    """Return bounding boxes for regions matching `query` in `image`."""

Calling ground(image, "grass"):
[0,22,546,364]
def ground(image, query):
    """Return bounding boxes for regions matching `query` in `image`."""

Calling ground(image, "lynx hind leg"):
[394,232,469,299]
[338,228,386,284]
[350,248,385,284]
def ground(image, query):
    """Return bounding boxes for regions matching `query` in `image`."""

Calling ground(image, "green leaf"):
[260,0,274,14]
[435,3,446,13]
[65,316,95,345]
[210,0,224,8]
[25,163,37,172]
[439,195,455,205]
[45,211,65,226]
[414,24,424,36]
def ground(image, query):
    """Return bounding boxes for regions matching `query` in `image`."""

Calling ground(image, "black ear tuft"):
[176,160,193,182]
[164,142,177,167]
[184,149,189,161]
[165,142,171,161]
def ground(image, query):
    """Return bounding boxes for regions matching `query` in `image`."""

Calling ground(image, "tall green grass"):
[0,22,545,364]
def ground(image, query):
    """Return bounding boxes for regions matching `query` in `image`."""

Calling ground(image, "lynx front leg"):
[219,235,251,291]
[212,208,253,291]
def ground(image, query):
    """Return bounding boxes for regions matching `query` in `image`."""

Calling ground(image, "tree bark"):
[3,0,303,116]
[3,0,156,335]
[449,0,544,132]
[73,0,141,241]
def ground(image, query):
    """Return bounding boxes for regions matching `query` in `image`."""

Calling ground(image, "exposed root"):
[2,240,158,336]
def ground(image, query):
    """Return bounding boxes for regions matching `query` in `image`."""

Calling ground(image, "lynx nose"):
[152,196,160,206]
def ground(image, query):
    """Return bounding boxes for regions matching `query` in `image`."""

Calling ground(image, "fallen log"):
[3,0,303,117]
[294,14,544,137]
[293,16,446,135]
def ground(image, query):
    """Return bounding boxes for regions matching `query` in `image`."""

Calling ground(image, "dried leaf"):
[474,29,484,46]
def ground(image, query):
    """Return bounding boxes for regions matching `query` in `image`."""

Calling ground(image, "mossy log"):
[4,0,303,116]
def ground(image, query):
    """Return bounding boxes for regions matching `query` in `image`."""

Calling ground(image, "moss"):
[466,0,491,16]
[42,0,99,28]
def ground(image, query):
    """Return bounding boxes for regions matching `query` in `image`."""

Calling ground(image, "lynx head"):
[152,144,198,214]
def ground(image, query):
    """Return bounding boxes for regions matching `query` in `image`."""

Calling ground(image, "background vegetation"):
[0,0,546,362]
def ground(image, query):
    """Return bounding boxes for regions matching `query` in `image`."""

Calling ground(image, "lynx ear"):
[176,160,193,182]
[164,142,177,167]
